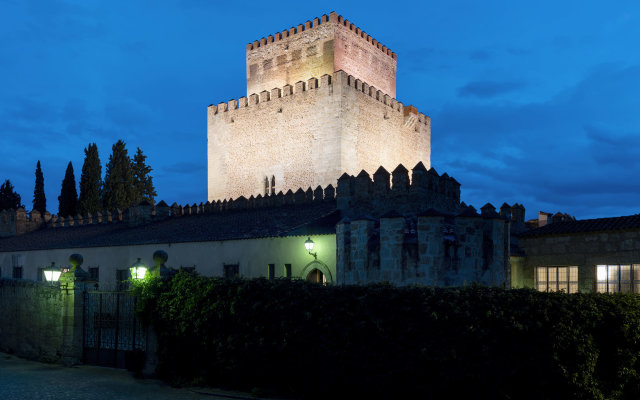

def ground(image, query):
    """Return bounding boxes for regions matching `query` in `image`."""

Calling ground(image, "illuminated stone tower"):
[207,12,430,201]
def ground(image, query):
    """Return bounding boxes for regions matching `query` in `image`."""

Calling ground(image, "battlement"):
[209,70,428,125]
[245,11,397,98]
[246,11,396,60]
[335,163,460,217]
[0,185,338,237]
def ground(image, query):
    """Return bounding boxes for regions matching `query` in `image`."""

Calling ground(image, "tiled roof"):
[519,214,640,238]
[0,201,339,252]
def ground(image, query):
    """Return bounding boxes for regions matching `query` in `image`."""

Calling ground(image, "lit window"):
[535,266,578,293]
[596,264,640,293]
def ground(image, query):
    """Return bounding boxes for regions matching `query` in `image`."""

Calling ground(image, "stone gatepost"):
[59,253,89,367]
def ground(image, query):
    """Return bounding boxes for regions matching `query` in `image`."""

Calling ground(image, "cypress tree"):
[58,162,78,217]
[131,147,157,205]
[103,140,134,210]
[78,143,102,215]
[32,160,47,214]
[0,179,23,211]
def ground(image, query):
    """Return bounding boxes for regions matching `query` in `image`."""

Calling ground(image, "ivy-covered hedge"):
[136,272,640,399]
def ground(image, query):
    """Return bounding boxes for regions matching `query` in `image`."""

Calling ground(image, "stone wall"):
[246,12,396,98]
[208,70,429,202]
[518,230,640,292]
[337,206,510,286]
[0,279,63,362]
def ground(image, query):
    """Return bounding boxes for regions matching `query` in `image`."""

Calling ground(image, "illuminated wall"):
[208,70,429,201]
[246,12,396,98]
[0,234,337,287]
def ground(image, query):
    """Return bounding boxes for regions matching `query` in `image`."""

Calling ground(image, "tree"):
[131,147,157,205]
[32,160,47,214]
[78,143,102,215]
[103,140,134,210]
[0,180,23,211]
[58,162,78,217]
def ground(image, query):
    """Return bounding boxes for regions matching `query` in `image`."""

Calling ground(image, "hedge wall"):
[136,272,640,399]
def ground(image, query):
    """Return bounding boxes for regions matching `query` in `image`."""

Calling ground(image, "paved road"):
[0,353,264,400]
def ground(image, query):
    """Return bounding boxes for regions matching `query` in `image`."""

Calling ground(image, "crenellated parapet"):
[336,162,460,217]
[0,184,338,238]
[245,11,397,98]
[246,12,396,59]
[0,208,51,238]
[208,70,428,126]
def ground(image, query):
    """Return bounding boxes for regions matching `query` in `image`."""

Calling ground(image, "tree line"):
[0,140,156,217]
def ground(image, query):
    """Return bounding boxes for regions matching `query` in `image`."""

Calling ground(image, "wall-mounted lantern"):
[129,258,147,280]
[304,237,317,260]
[43,262,61,284]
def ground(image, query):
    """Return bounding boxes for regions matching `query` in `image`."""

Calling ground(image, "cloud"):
[457,80,526,98]
[433,64,640,219]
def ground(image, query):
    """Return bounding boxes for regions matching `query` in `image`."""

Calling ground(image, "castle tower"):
[208,12,431,202]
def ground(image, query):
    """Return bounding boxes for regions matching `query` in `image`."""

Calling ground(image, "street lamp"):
[43,262,61,283]
[129,258,147,280]
[304,237,317,260]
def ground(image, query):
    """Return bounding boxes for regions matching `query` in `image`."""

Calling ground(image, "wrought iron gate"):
[83,291,146,369]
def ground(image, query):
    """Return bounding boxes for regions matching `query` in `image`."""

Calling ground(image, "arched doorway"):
[306,268,326,284]
[301,261,333,284]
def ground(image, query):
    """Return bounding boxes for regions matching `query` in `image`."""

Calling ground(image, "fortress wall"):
[246,19,335,97]
[246,12,397,98]
[336,72,429,178]
[333,16,396,97]
[208,71,429,202]
[208,75,343,201]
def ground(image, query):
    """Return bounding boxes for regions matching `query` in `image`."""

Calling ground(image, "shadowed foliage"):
[136,273,640,400]
[57,162,78,217]
[78,143,102,215]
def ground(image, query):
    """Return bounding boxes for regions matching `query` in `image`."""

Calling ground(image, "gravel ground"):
[0,353,265,400]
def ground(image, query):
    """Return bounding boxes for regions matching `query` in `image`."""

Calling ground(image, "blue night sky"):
[1,0,638,220]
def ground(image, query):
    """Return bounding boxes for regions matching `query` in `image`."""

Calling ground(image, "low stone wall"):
[0,279,64,362]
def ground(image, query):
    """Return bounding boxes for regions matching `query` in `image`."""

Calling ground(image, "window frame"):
[535,266,579,293]
[596,264,640,293]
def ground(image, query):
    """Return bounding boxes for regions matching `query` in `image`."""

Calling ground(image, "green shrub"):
[136,272,640,399]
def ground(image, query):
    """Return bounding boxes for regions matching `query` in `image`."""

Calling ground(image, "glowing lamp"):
[43,262,61,283]
[129,258,147,280]
[304,237,317,259]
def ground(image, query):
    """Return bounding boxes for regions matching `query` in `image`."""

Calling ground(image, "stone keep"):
[207,12,431,202]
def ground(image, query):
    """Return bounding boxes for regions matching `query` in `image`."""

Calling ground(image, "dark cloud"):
[457,80,526,98]
[433,64,640,219]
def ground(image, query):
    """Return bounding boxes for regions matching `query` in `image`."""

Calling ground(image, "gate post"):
[59,254,89,367]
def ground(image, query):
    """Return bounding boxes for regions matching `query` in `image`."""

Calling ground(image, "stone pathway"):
[0,353,265,400]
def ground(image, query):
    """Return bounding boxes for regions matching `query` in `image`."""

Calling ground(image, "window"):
[89,267,99,281]
[224,264,239,278]
[271,176,275,195]
[11,254,24,279]
[535,266,578,293]
[267,264,275,280]
[284,264,292,279]
[264,177,269,196]
[37,267,44,281]
[596,264,640,293]
[116,269,130,291]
